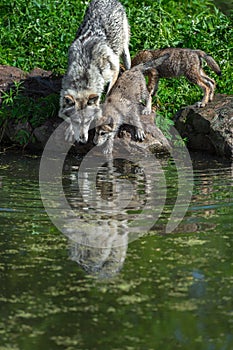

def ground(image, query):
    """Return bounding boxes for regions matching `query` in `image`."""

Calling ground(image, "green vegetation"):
[0,0,232,145]
[0,81,58,145]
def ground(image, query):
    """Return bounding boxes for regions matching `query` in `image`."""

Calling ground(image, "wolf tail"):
[198,50,222,76]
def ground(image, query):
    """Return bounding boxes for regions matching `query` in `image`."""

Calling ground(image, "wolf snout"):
[79,133,89,144]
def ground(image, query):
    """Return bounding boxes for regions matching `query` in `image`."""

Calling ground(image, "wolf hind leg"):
[186,72,210,108]
[194,79,210,108]
[200,69,216,102]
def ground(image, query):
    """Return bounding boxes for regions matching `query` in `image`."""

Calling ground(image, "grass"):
[0,0,232,145]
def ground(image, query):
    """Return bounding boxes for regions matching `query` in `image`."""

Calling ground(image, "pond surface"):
[0,150,233,350]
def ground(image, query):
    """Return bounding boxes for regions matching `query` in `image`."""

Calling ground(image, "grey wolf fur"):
[132,48,221,108]
[94,55,168,154]
[59,0,131,143]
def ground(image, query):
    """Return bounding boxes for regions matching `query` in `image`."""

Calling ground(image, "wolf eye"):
[100,131,107,136]
[87,94,99,106]
[64,96,75,106]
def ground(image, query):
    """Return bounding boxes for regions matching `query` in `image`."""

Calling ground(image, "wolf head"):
[94,116,115,146]
[59,92,101,143]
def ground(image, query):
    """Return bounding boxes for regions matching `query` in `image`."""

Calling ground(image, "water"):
[0,151,233,350]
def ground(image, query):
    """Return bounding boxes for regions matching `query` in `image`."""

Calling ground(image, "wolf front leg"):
[133,115,145,141]
[104,51,120,95]
[106,60,120,95]
[135,126,145,141]
[103,133,115,155]
[141,94,152,115]
[121,16,131,70]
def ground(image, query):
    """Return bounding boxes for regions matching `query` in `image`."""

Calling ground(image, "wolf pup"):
[94,55,168,154]
[132,48,221,108]
[59,0,131,143]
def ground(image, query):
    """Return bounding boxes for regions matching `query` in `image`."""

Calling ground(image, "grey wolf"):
[59,0,131,143]
[131,48,221,108]
[94,55,168,154]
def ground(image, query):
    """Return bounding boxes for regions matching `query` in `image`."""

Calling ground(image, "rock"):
[0,64,61,103]
[32,111,171,156]
[33,117,62,150]
[4,119,33,145]
[0,65,26,105]
[111,112,171,156]
[175,94,233,159]
[1,64,232,159]
[22,68,61,98]
[0,64,62,149]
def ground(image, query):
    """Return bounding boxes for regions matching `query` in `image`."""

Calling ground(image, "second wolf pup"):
[59,0,131,143]
[94,55,168,154]
[131,48,221,108]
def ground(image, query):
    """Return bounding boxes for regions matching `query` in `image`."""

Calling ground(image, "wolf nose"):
[79,135,88,144]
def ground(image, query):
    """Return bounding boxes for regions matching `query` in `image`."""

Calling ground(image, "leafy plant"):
[14,129,31,145]
[1,81,23,106]
[0,84,59,145]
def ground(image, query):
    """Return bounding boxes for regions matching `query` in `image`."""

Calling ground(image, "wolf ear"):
[87,94,99,106]
[64,95,75,106]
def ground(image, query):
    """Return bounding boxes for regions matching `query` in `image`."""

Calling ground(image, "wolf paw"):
[194,101,206,108]
[135,128,145,141]
[103,146,113,155]
[142,106,151,115]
